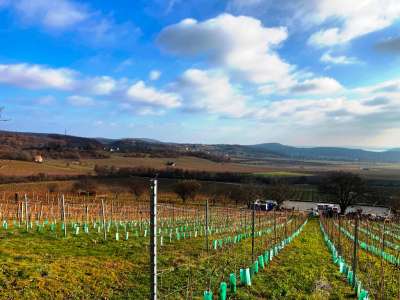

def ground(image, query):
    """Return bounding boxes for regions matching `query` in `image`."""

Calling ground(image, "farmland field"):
[3,154,400,182]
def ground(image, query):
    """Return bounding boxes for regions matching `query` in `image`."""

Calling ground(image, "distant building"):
[34,155,44,163]
[166,161,176,167]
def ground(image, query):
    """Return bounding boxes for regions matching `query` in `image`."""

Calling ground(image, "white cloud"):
[126,81,181,108]
[158,14,293,86]
[320,52,359,65]
[0,61,180,111]
[354,78,400,96]
[85,76,117,95]
[0,0,139,46]
[289,77,343,95]
[149,70,161,81]
[253,96,382,126]
[309,0,400,47]
[0,63,76,90]
[67,95,95,106]
[173,69,249,117]
[13,0,88,29]
[258,76,343,96]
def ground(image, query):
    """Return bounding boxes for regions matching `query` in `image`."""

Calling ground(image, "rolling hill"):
[1,130,400,163]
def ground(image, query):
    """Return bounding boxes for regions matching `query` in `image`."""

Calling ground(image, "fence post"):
[380,221,386,299]
[101,198,107,240]
[352,215,359,287]
[85,205,89,224]
[24,194,29,232]
[150,178,158,300]
[274,208,277,245]
[338,215,342,256]
[62,195,67,237]
[205,200,209,253]
[251,202,255,262]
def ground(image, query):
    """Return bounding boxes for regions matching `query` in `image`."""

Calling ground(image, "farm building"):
[34,155,44,163]
[166,161,176,167]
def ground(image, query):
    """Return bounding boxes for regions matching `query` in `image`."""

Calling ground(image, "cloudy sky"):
[1,0,400,148]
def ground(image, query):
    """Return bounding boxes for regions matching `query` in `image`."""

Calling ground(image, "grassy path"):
[235,219,356,299]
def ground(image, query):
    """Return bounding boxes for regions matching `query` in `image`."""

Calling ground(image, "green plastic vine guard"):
[339,261,344,273]
[254,261,259,274]
[264,251,269,264]
[240,269,245,285]
[244,268,251,286]
[125,232,129,240]
[347,270,353,285]
[356,280,361,296]
[219,282,227,300]
[320,222,369,300]
[258,255,265,269]
[229,273,236,293]
[358,289,368,300]
[203,290,212,300]
[115,232,119,241]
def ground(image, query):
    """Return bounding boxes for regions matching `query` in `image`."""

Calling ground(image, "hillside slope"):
[1,130,400,163]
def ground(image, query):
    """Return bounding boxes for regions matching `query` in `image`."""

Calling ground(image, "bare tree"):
[130,181,147,200]
[318,171,366,214]
[173,180,201,203]
[230,184,262,206]
[262,179,294,209]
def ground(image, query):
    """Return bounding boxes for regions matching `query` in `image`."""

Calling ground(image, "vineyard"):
[320,215,400,299]
[0,188,398,299]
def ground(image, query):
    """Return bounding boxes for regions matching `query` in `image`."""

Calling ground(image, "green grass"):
[0,219,365,299]
[235,219,356,299]
[0,230,148,299]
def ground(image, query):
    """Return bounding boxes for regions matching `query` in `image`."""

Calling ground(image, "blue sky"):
[1,0,400,148]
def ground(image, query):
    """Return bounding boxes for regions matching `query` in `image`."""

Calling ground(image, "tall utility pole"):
[150,179,158,300]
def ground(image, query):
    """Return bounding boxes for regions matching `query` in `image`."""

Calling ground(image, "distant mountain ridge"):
[245,143,400,162]
[1,130,400,163]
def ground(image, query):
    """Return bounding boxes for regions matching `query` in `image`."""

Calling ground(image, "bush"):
[173,180,201,203]
[130,180,148,199]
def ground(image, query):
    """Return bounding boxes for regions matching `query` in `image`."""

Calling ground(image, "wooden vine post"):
[62,195,67,237]
[101,198,107,240]
[351,215,359,288]
[24,194,29,232]
[251,202,255,262]
[205,200,209,254]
